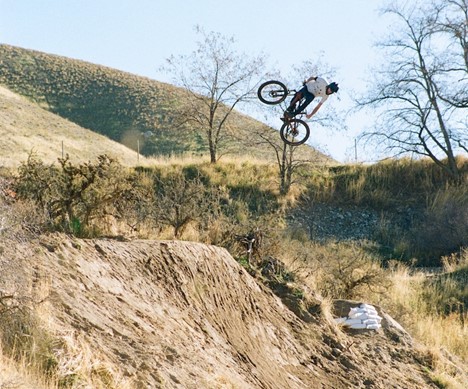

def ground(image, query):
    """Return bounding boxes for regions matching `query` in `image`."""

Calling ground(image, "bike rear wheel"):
[280,119,310,146]
[257,80,288,105]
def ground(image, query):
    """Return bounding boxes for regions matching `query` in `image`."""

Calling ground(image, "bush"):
[1,174,48,240]
[422,250,468,322]
[16,154,135,236]
[275,236,388,300]
[311,242,389,299]
[412,186,468,263]
[151,170,224,238]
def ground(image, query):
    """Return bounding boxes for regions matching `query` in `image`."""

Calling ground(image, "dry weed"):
[384,264,467,363]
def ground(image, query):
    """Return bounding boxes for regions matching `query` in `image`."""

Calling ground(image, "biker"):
[283,76,339,120]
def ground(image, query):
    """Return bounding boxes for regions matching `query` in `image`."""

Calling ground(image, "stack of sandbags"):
[334,303,382,330]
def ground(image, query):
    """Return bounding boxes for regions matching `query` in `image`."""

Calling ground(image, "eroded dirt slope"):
[9,235,455,388]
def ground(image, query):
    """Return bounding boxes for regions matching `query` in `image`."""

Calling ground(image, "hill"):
[3,233,462,388]
[0,44,331,163]
[0,85,146,167]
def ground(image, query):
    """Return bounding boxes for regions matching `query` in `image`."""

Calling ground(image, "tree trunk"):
[209,139,217,163]
[279,143,290,195]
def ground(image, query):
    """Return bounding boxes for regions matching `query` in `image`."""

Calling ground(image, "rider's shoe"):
[283,111,293,120]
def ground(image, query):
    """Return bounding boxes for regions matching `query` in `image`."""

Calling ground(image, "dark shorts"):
[299,85,315,100]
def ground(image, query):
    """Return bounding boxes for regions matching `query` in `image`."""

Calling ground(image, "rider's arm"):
[306,101,323,119]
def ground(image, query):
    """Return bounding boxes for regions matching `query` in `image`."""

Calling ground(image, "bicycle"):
[257,80,310,146]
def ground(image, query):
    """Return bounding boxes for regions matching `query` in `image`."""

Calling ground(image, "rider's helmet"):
[327,82,339,93]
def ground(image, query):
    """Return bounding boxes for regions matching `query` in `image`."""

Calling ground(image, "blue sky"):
[0,0,392,162]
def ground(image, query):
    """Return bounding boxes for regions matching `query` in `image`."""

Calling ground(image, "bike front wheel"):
[257,80,288,105]
[280,119,310,146]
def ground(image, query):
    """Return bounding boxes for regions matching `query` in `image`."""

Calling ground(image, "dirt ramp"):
[133,240,316,388]
[32,238,322,388]
[11,236,447,388]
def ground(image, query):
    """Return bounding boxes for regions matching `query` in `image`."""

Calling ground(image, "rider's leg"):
[286,90,303,112]
[286,85,309,111]
[293,91,315,115]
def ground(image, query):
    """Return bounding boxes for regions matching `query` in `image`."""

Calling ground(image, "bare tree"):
[251,123,309,195]
[161,26,266,163]
[357,0,467,181]
[243,121,328,195]
[432,0,468,108]
[151,171,221,237]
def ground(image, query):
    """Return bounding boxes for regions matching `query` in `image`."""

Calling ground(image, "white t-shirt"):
[305,77,329,103]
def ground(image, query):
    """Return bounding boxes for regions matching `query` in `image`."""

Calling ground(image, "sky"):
[0,0,394,162]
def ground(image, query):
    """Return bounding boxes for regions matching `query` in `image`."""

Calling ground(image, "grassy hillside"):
[0,85,148,167]
[0,44,330,163]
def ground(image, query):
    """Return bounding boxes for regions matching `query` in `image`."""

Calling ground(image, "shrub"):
[275,236,388,300]
[151,170,223,238]
[16,154,134,236]
[422,250,468,323]
[384,261,468,363]
[309,241,389,300]
[1,173,48,240]
[411,186,468,263]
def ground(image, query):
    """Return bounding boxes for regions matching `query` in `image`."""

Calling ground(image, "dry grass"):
[144,153,274,167]
[0,86,145,168]
[379,258,468,363]
[0,259,133,389]
[45,328,133,389]
[0,345,51,389]
[0,326,134,389]
[305,156,468,208]
[145,155,282,196]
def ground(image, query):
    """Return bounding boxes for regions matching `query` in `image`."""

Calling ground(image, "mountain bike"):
[257,80,291,105]
[279,113,310,146]
[257,80,310,146]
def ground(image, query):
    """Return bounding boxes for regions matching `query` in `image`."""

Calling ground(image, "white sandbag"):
[335,303,382,330]
[349,323,367,329]
[360,303,377,311]
[354,313,382,321]
[349,312,382,321]
[359,308,378,316]
[334,317,347,324]
[363,319,380,326]
[344,318,363,325]
[358,306,378,315]
[348,307,361,316]
[348,312,363,319]
[349,306,377,315]
[348,309,368,319]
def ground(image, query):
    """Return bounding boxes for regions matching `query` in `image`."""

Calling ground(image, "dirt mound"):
[7,235,454,388]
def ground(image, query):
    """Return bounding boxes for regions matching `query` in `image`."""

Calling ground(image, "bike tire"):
[257,80,288,105]
[280,118,310,146]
